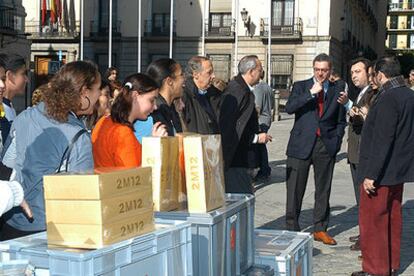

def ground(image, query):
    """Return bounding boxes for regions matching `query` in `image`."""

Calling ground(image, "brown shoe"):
[350,240,361,251]
[313,231,337,245]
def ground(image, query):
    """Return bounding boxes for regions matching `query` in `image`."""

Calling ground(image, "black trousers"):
[0,223,42,241]
[350,162,360,206]
[285,138,335,232]
[225,167,254,194]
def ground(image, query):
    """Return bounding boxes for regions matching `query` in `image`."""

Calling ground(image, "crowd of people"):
[0,51,413,276]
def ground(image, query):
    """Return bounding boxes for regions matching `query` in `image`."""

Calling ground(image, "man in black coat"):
[285,53,347,245]
[220,55,272,194]
[352,57,414,276]
[182,56,221,134]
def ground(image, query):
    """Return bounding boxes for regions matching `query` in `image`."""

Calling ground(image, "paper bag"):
[183,135,226,213]
[142,137,179,211]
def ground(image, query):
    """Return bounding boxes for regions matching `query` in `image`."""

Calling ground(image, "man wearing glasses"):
[285,53,347,245]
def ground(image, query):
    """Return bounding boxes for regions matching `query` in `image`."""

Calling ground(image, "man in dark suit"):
[182,56,221,134]
[337,58,372,251]
[352,57,414,276]
[220,55,272,194]
[285,53,347,245]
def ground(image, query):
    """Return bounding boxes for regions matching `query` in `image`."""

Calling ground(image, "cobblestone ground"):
[254,113,414,276]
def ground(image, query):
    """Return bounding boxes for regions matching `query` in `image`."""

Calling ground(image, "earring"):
[80,96,91,111]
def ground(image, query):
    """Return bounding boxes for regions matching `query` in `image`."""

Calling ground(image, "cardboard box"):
[47,209,154,249]
[43,167,152,200]
[142,137,179,211]
[45,187,153,224]
[183,135,226,213]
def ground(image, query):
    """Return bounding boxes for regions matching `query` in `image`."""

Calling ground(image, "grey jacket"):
[1,102,93,231]
[253,81,274,130]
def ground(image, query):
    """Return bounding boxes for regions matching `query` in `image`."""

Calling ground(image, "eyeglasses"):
[313,68,330,73]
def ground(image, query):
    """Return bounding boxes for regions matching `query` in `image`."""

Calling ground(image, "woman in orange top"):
[92,73,167,168]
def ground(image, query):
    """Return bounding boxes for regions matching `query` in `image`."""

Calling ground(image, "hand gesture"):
[152,122,168,137]
[349,106,359,117]
[310,82,323,95]
[337,91,349,105]
[20,199,33,222]
[362,178,376,194]
[257,133,272,144]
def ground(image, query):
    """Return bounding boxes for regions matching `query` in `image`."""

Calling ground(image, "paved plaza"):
[254,112,414,276]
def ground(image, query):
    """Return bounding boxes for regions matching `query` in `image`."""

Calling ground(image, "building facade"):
[386,0,414,52]
[23,0,81,90]
[22,0,387,96]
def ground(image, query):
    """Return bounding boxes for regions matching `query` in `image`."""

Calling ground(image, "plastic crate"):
[254,230,313,276]
[0,220,192,276]
[243,264,275,276]
[155,193,255,276]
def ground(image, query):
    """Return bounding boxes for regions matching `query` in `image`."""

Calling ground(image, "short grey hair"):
[238,55,259,75]
[185,56,210,78]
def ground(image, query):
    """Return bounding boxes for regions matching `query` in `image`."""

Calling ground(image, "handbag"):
[56,129,88,173]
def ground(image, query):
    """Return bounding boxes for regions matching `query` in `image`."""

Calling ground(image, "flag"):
[62,0,69,31]
[41,0,47,26]
[56,0,62,21]
[50,0,56,24]
[68,0,75,33]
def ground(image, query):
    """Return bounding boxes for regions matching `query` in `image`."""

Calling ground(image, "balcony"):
[0,6,18,35]
[205,23,234,41]
[260,17,302,41]
[89,20,121,37]
[389,2,414,12]
[25,21,80,40]
[144,19,176,37]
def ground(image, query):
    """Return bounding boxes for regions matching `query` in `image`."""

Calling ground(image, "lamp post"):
[240,8,251,36]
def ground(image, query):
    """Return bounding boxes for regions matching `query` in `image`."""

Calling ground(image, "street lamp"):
[240,8,251,36]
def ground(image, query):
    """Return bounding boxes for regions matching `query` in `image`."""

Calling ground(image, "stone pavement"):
[254,112,414,276]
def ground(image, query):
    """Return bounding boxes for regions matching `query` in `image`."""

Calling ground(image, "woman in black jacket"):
[146,58,185,136]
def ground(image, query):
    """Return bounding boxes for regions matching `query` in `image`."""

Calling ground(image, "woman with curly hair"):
[0,60,101,241]
[92,73,167,169]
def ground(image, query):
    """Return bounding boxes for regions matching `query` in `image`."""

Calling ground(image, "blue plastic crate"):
[155,193,255,276]
[254,230,313,276]
[0,220,192,276]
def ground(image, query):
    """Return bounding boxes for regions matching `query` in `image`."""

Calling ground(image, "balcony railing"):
[0,6,18,34]
[144,19,176,37]
[260,17,302,39]
[25,21,80,39]
[389,2,414,11]
[90,20,121,36]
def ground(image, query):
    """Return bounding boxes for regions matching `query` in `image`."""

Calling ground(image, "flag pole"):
[201,0,206,56]
[108,0,113,67]
[80,0,84,60]
[138,0,141,72]
[169,0,174,58]
[267,0,271,84]
[234,0,239,76]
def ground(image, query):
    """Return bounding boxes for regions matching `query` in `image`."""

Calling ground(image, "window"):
[99,0,118,32]
[270,55,293,90]
[390,16,398,29]
[271,0,294,27]
[410,34,414,49]
[388,34,397,48]
[152,13,170,34]
[208,54,231,81]
[209,13,232,34]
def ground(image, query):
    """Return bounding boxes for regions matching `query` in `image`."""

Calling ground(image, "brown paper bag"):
[142,137,179,211]
[183,135,226,213]
[176,132,197,205]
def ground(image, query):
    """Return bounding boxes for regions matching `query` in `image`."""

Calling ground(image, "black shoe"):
[254,172,271,182]
[349,235,360,243]
[350,240,361,251]
[351,271,383,276]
